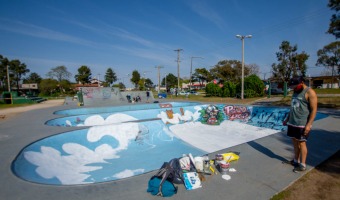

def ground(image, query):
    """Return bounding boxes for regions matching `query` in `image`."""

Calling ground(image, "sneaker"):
[293,164,306,173]
[282,159,299,167]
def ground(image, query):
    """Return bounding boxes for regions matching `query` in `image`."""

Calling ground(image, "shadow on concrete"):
[248,128,340,173]
[247,140,287,162]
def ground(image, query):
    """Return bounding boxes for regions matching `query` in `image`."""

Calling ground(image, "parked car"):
[189,91,198,95]
[179,91,189,95]
[269,88,284,95]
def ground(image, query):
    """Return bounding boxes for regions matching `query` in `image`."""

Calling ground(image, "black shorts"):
[287,125,308,141]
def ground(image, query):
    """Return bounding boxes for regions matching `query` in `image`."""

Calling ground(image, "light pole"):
[154,66,163,92]
[236,34,252,99]
[174,49,183,90]
[6,64,10,92]
[190,56,203,90]
[164,73,167,91]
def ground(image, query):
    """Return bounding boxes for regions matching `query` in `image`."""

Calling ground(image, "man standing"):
[283,76,318,172]
[146,90,150,103]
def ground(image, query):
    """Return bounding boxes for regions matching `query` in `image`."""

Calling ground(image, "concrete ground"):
[0,98,339,200]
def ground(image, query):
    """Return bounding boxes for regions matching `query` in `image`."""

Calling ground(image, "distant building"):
[310,75,339,88]
[182,81,207,90]
[265,75,339,89]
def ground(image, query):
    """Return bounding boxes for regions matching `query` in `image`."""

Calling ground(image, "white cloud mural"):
[23,122,141,185]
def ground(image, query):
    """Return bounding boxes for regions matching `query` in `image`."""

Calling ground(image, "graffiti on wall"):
[81,87,113,99]
[247,108,289,131]
[200,105,224,125]
[224,105,251,121]
[197,104,289,130]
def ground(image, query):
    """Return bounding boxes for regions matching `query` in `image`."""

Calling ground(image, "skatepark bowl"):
[11,102,328,185]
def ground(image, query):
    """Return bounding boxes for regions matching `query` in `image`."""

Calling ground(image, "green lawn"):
[314,88,340,94]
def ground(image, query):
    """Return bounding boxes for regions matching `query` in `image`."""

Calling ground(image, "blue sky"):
[0,0,335,85]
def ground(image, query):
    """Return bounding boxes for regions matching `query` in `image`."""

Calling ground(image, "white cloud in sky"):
[0,18,98,48]
[187,1,227,30]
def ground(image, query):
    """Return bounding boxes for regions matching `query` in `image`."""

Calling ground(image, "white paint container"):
[194,156,204,172]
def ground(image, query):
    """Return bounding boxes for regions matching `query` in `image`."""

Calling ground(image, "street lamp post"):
[236,34,252,99]
[190,56,203,91]
[164,73,167,91]
[6,64,10,92]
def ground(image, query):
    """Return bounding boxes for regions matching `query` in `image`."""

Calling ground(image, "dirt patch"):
[271,150,340,200]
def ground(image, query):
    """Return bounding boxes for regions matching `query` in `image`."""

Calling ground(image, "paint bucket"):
[219,161,230,174]
[194,157,204,172]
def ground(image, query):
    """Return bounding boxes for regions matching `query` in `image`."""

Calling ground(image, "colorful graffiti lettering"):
[82,88,94,98]
[248,108,289,131]
[224,105,251,121]
[159,103,172,108]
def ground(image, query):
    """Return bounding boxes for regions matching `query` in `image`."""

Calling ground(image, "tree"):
[209,60,250,84]
[9,59,30,91]
[271,41,309,82]
[327,0,340,38]
[0,55,9,91]
[75,65,92,84]
[23,72,42,84]
[113,82,125,90]
[46,66,71,82]
[316,41,340,88]
[59,79,74,94]
[294,51,310,76]
[193,68,210,88]
[39,78,59,96]
[247,63,260,76]
[161,73,177,89]
[145,78,153,89]
[130,70,141,89]
[104,68,117,86]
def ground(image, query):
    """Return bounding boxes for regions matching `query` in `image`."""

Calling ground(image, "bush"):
[244,89,256,98]
[205,83,221,96]
[206,75,264,98]
[222,81,236,97]
[244,74,265,97]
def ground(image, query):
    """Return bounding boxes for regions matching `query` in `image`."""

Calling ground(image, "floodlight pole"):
[174,49,183,90]
[154,66,163,92]
[6,64,10,92]
[236,34,252,99]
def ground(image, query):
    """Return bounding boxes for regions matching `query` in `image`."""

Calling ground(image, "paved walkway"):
[0,99,339,200]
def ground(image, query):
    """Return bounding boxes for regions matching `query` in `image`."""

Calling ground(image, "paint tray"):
[222,152,240,162]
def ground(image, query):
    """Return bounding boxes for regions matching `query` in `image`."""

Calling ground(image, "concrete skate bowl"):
[12,103,328,185]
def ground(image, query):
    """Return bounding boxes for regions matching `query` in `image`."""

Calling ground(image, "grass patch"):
[270,190,292,200]
[317,97,340,108]
[314,88,340,94]
[270,96,340,108]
